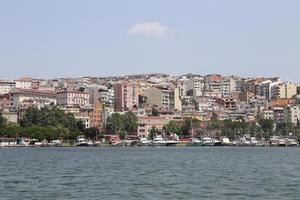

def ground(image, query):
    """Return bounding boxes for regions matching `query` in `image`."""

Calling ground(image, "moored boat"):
[152,135,166,146]
[186,138,202,146]
[221,137,232,146]
[76,136,89,146]
[202,137,213,146]
[138,138,152,146]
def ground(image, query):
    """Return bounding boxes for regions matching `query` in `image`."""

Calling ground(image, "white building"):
[286,105,300,125]
[262,110,274,120]
[0,81,15,94]
[56,90,90,106]
[10,89,57,110]
[15,77,33,89]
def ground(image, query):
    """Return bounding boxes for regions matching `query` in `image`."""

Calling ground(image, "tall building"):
[145,86,181,111]
[114,83,139,111]
[285,105,300,125]
[90,102,103,128]
[271,82,297,99]
[204,74,236,96]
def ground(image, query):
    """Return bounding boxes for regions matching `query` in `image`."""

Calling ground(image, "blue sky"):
[0,0,300,81]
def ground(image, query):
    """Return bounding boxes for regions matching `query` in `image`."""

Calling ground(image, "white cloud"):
[128,22,172,38]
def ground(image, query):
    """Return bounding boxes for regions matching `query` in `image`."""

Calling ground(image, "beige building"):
[10,89,57,110]
[145,86,181,111]
[0,81,15,94]
[56,89,90,106]
[271,82,297,99]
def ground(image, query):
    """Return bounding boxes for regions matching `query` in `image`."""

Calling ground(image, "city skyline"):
[1,0,300,81]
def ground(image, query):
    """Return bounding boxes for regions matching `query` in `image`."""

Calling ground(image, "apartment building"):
[0,81,16,94]
[56,89,90,106]
[114,82,139,111]
[271,82,297,99]
[10,89,57,110]
[145,86,181,111]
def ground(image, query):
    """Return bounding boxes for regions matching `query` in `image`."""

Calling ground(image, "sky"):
[0,0,300,81]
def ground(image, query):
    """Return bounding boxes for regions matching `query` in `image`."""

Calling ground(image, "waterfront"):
[1,147,300,199]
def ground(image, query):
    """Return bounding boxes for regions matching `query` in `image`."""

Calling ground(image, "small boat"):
[138,138,152,146]
[165,139,178,146]
[202,137,213,146]
[41,139,49,147]
[152,135,166,146]
[270,136,280,146]
[186,138,202,146]
[213,138,222,146]
[221,137,232,146]
[285,139,298,146]
[76,136,89,146]
[49,140,62,147]
[239,137,252,146]
[250,137,258,146]
[278,139,286,146]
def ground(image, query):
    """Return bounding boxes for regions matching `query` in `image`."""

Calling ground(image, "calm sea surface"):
[1,147,300,200]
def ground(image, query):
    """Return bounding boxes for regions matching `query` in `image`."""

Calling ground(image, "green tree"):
[258,118,274,139]
[148,126,160,140]
[163,121,181,136]
[118,130,127,141]
[105,111,138,135]
[181,118,200,135]
[85,127,99,140]
[0,113,7,128]
[0,123,21,138]
[123,111,138,134]
[106,113,124,134]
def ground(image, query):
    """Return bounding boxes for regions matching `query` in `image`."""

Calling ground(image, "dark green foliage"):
[148,126,160,140]
[181,118,200,135]
[19,107,82,132]
[0,107,84,141]
[85,127,100,140]
[163,121,181,136]
[258,118,274,138]
[118,130,127,141]
[0,113,7,128]
[105,111,138,135]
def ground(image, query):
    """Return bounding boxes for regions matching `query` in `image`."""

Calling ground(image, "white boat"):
[49,140,62,147]
[76,136,89,146]
[240,137,252,146]
[221,137,232,146]
[213,138,222,146]
[270,136,280,146]
[250,137,259,146]
[285,139,298,146]
[278,139,286,146]
[165,139,178,146]
[202,137,213,146]
[186,138,202,146]
[138,138,152,146]
[152,135,167,146]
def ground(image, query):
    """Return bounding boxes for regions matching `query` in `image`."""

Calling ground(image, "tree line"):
[0,107,85,141]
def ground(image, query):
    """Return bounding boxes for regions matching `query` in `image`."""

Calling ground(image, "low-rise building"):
[0,80,16,94]
[137,115,171,138]
[263,110,274,120]
[10,89,57,110]
[57,89,90,106]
